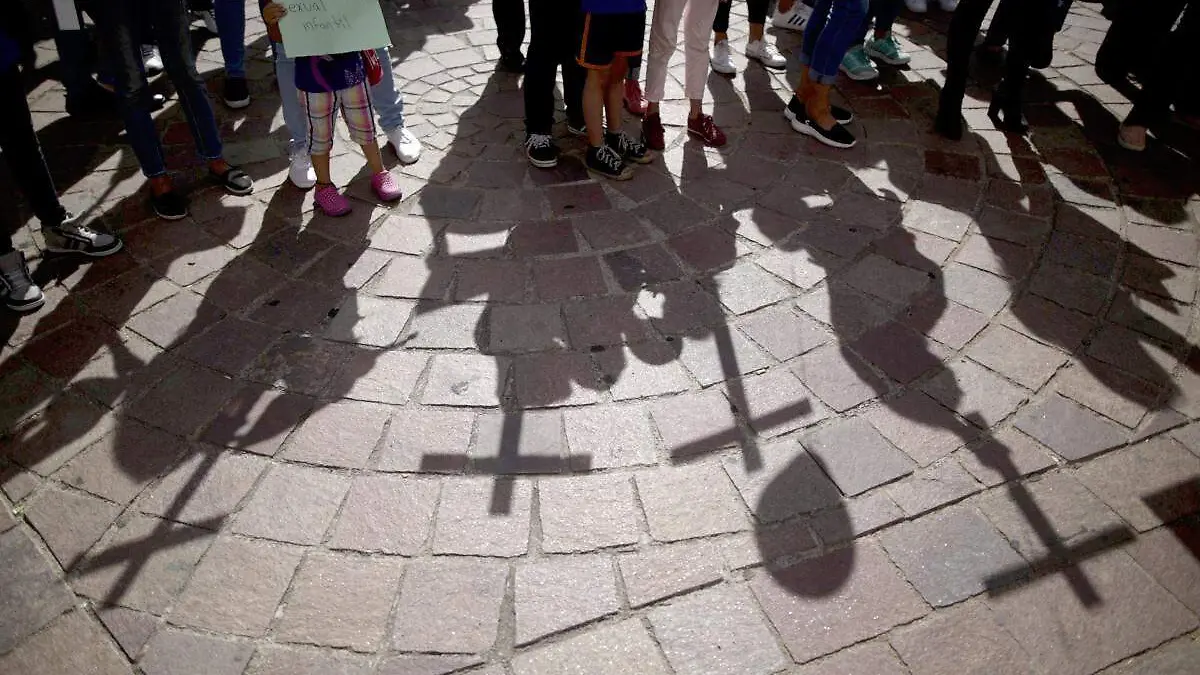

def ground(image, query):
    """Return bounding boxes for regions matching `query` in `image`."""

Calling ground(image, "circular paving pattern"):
[3,2,1200,674]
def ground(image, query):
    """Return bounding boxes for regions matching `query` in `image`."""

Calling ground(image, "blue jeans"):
[213,0,246,78]
[799,0,869,83]
[95,0,223,177]
[272,43,405,154]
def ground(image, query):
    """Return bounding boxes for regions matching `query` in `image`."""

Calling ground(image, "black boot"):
[987,82,1029,134]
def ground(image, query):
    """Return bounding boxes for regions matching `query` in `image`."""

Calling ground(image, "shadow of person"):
[405,69,706,513]
[63,163,397,606]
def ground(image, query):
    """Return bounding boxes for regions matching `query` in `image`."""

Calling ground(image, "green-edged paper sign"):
[278,0,391,58]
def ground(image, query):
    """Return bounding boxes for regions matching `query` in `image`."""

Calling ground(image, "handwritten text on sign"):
[279,0,391,58]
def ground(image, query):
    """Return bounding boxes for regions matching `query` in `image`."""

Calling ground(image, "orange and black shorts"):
[577,11,646,69]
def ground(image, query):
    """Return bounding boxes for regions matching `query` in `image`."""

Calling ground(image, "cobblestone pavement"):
[3,1,1200,673]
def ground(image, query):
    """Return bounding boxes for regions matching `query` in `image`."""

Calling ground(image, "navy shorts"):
[577,11,645,69]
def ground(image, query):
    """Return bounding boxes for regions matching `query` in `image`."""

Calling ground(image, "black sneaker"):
[44,213,124,257]
[784,94,854,125]
[524,133,560,168]
[210,165,254,195]
[585,144,633,181]
[223,77,251,109]
[151,189,189,220]
[498,52,525,73]
[797,116,857,149]
[605,130,652,164]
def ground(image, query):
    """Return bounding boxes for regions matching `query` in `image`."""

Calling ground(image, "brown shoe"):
[687,114,727,147]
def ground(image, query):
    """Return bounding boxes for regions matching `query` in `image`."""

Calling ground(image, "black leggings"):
[0,65,67,252]
[713,0,771,32]
[939,0,1032,119]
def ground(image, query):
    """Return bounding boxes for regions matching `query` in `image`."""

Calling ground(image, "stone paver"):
[515,555,620,645]
[4,3,1200,673]
[988,550,1197,675]
[648,584,788,675]
[880,504,1026,607]
[750,541,927,663]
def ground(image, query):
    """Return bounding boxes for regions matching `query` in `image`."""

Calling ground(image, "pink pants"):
[645,0,721,102]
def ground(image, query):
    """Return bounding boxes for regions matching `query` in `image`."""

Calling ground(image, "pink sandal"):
[371,171,403,202]
[314,184,351,217]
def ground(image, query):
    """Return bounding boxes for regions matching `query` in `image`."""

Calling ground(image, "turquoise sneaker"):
[839,45,878,81]
[865,34,912,66]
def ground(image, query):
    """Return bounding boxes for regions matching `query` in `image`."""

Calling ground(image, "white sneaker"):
[745,39,787,70]
[905,0,928,12]
[195,10,219,34]
[386,126,422,164]
[773,3,813,31]
[289,152,317,189]
[0,250,45,312]
[937,0,958,10]
[141,45,163,74]
[710,39,736,75]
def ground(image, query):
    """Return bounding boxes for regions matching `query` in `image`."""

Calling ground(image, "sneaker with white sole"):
[386,126,422,164]
[746,39,787,70]
[141,45,163,74]
[865,34,911,66]
[710,39,736,75]
[0,250,44,312]
[44,213,123,257]
[525,133,560,168]
[840,45,879,81]
[289,152,317,189]
[905,0,928,11]
[773,3,812,31]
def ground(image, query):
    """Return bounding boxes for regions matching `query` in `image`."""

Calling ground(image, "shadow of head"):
[755,451,854,596]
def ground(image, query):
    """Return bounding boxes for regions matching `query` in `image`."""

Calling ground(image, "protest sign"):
[278,0,391,58]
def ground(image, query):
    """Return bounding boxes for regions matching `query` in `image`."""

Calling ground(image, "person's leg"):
[272,41,307,155]
[93,0,168,178]
[524,0,557,135]
[713,0,733,40]
[0,66,68,229]
[683,0,720,115]
[494,0,527,66]
[605,57,629,131]
[148,0,224,163]
[935,0,994,138]
[645,0,687,110]
[748,0,770,40]
[212,0,246,77]
[584,67,609,149]
[562,0,588,131]
[805,0,867,83]
[982,0,1015,47]
[1121,0,1197,146]
[371,47,405,133]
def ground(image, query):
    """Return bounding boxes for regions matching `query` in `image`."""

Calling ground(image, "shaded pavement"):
[2,1,1200,673]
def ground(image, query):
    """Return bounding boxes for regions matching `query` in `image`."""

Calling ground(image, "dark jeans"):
[94,0,223,177]
[0,66,67,252]
[1126,1,1197,129]
[860,0,902,41]
[713,0,770,32]
[940,0,1032,117]
[982,0,1017,46]
[1096,0,1187,82]
[525,0,585,134]
[495,0,527,57]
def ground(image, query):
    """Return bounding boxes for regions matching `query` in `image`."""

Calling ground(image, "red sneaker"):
[642,113,665,151]
[687,113,727,147]
[624,79,648,117]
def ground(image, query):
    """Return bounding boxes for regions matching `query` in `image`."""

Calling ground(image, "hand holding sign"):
[269,0,392,58]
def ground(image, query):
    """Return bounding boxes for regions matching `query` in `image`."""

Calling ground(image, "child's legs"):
[300,89,337,183]
[272,42,307,154]
[646,0,686,103]
[683,0,719,106]
[339,82,384,173]
[605,57,629,130]
[584,67,610,146]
